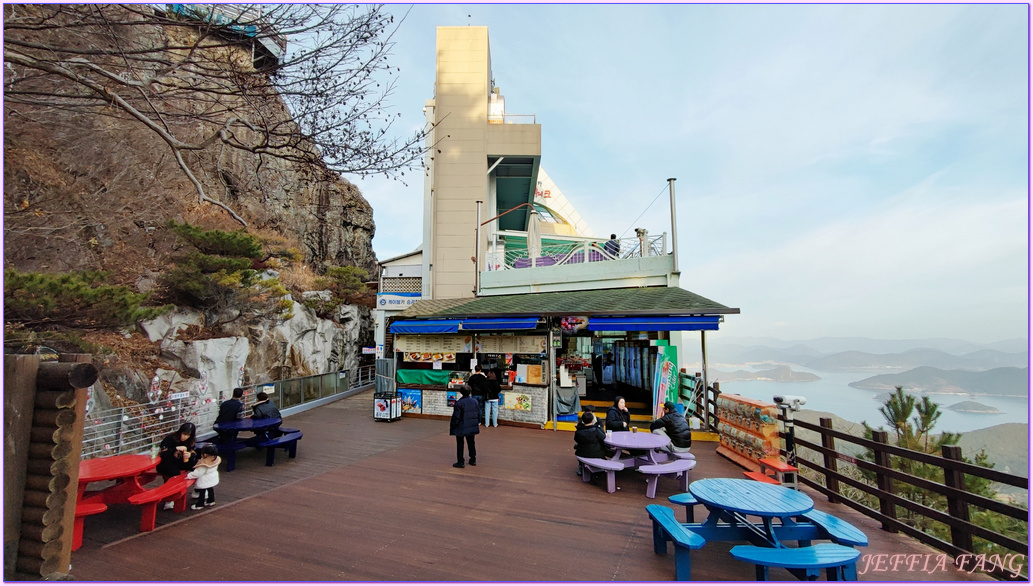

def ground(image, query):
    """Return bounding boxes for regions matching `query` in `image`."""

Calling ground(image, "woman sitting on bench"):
[156,422,199,509]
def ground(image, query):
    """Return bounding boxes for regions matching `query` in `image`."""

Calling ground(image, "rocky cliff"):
[4,6,379,406]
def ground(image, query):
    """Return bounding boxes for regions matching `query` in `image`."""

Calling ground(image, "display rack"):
[714,393,780,472]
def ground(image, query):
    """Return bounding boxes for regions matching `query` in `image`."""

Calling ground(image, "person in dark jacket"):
[650,401,692,453]
[216,388,244,423]
[251,391,282,420]
[466,365,488,424]
[484,370,501,428]
[215,387,244,443]
[449,386,480,468]
[605,396,631,432]
[574,411,614,459]
[156,422,198,479]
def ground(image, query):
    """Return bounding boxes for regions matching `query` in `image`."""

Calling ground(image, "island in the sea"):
[711,366,820,382]
[948,400,1003,414]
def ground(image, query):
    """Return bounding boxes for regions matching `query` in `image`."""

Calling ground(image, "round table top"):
[605,430,670,451]
[79,454,157,484]
[213,417,281,431]
[689,478,813,517]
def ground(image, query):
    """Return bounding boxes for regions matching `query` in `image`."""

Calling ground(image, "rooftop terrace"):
[67,390,993,582]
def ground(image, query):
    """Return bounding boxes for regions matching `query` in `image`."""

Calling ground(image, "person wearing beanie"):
[649,400,692,453]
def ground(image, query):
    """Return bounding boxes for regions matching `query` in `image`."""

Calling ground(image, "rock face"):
[4,8,381,407]
[3,8,379,277]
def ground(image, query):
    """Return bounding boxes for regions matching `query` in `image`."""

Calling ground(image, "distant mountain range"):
[710,366,820,383]
[849,367,1029,397]
[708,337,1028,374]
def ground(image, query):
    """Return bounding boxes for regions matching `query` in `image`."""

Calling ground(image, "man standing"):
[466,365,488,425]
[650,401,692,453]
[450,386,480,468]
[604,233,620,258]
[215,387,244,443]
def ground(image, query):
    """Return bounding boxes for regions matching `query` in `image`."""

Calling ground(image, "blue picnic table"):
[687,477,815,547]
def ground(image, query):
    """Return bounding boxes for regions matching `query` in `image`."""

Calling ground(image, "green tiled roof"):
[395,286,739,318]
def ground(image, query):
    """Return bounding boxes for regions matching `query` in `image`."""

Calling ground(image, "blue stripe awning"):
[389,320,461,334]
[461,317,539,331]
[587,316,720,331]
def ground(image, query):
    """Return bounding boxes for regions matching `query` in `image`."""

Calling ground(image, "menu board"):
[472,336,548,355]
[394,335,472,353]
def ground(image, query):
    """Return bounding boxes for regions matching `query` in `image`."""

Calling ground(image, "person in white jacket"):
[187,445,221,510]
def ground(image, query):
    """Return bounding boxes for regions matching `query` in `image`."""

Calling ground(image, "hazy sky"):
[353,4,1029,344]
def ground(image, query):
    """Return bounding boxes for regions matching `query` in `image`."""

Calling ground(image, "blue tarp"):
[389,320,461,334]
[587,316,720,331]
[461,317,539,330]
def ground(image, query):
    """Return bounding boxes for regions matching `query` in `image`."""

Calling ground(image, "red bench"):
[72,498,108,551]
[743,470,781,484]
[126,474,195,531]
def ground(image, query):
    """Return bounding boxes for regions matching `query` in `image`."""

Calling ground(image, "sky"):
[352,3,1029,345]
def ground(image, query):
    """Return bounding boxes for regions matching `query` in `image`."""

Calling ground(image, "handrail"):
[785,416,1028,581]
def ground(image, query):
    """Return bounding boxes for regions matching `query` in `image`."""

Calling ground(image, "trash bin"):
[374,390,401,422]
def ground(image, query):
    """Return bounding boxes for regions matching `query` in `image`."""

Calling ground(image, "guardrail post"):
[941,445,974,554]
[871,430,898,532]
[818,418,840,503]
[707,382,720,431]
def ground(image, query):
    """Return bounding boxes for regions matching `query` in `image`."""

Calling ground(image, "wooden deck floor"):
[69,390,991,582]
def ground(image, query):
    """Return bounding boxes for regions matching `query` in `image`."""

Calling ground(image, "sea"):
[706,367,1029,434]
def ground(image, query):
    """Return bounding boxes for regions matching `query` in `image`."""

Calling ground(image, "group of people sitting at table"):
[153,387,283,510]
[574,396,693,476]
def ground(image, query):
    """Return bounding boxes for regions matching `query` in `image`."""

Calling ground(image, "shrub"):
[4,269,171,329]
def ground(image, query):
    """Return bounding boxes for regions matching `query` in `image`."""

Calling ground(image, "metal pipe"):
[700,330,709,430]
[475,200,482,295]
[668,178,679,274]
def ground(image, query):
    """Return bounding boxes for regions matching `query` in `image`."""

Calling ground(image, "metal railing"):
[791,417,1028,581]
[80,365,375,459]
[489,233,668,271]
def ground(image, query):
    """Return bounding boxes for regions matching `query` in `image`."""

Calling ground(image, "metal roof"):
[394,286,739,319]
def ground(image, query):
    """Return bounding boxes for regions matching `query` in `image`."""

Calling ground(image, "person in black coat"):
[650,400,693,453]
[156,422,198,480]
[450,386,480,468]
[574,411,614,459]
[605,396,631,432]
[484,369,501,427]
[215,387,244,444]
[466,365,488,424]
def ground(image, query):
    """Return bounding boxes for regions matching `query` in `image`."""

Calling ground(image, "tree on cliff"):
[4,4,424,225]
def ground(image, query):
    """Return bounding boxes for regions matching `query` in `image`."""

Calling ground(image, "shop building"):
[375,26,739,427]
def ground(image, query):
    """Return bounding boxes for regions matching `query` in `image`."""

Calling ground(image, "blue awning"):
[587,316,720,331]
[461,317,540,331]
[389,320,461,334]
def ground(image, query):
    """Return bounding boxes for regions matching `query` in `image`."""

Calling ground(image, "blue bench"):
[576,456,624,493]
[638,459,696,499]
[729,543,860,581]
[258,430,302,466]
[645,504,705,580]
[667,493,700,522]
[797,509,868,547]
[214,440,250,472]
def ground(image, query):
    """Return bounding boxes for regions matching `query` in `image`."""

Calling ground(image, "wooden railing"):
[790,416,1028,581]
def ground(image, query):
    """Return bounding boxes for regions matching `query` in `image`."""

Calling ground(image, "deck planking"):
[67,390,992,582]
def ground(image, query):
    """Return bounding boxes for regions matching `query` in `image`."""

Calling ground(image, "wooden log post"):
[15,357,95,579]
[941,445,974,557]
[708,381,721,431]
[818,417,840,503]
[871,430,898,533]
[4,355,40,578]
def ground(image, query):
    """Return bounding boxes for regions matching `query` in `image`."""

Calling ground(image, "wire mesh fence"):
[80,365,375,459]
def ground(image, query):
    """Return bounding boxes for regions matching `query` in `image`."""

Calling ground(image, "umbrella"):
[526,208,542,265]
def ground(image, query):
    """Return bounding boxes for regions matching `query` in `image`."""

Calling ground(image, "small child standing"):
[187,445,221,510]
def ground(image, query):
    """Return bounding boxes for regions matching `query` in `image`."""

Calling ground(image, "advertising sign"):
[377,292,421,309]
[652,345,679,418]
